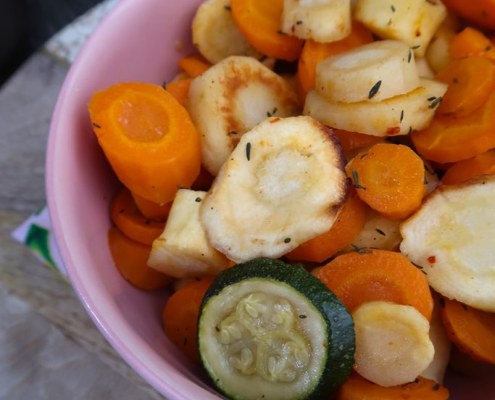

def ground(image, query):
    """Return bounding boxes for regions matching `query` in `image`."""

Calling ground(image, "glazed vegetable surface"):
[87,0,495,398]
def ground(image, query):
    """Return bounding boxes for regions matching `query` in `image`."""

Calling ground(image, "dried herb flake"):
[368,80,382,99]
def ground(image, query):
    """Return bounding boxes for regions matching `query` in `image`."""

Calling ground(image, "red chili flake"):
[427,255,436,264]
[386,126,401,135]
[269,117,281,123]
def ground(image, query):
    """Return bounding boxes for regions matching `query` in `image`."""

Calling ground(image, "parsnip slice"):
[400,176,495,312]
[354,0,447,57]
[200,116,347,263]
[281,0,351,43]
[353,301,434,387]
[192,0,261,64]
[316,40,420,103]
[187,56,300,175]
[148,189,231,278]
[304,78,447,136]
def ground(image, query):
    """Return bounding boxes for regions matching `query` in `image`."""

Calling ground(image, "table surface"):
[0,4,164,399]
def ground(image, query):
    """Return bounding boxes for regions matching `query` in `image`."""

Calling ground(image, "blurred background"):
[0,0,102,86]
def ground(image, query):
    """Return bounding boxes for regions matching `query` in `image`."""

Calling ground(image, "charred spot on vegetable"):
[246,142,252,161]
[284,237,291,243]
[351,170,366,190]
[485,45,493,52]
[390,4,396,12]
[411,261,424,270]
[350,244,372,254]
[368,80,382,99]
[224,5,231,11]
[400,110,404,122]
[195,197,202,203]
[228,130,239,136]
[407,50,413,63]
[299,314,307,319]
[92,122,102,129]
[266,107,278,117]
[375,228,386,236]
[432,383,440,391]
[428,96,443,109]
[276,29,287,36]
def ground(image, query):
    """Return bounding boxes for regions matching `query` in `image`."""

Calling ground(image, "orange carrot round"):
[412,89,495,164]
[314,249,434,320]
[230,0,303,61]
[130,192,172,222]
[347,143,426,220]
[107,227,173,291]
[286,189,367,263]
[89,82,201,205]
[442,0,495,30]
[336,372,450,400]
[442,149,495,184]
[178,53,212,77]
[296,21,373,99]
[440,297,495,364]
[162,276,214,363]
[436,56,495,118]
[110,187,164,245]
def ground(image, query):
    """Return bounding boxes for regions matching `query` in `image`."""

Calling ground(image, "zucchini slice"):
[198,258,355,400]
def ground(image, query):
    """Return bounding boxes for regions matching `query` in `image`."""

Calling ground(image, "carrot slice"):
[332,128,384,152]
[110,188,165,245]
[286,189,367,263]
[230,0,303,61]
[436,56,495,118]
[411,89,495,164]
[449,27,495,60]
[296,21,373,99]
[336,372,450,400]
[130,191,172,222]
[89,82,201,205]
[178,53,212,77]
[314,249,434,320]
[441,149,495,184]
[162,276,214,363]
[108,227,173,291]
[440,297,495,364]
[347,143,426,220]
[165,78,192,106]
[441,0,495,30]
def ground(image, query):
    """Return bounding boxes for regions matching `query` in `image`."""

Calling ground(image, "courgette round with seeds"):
[198,257,355,400]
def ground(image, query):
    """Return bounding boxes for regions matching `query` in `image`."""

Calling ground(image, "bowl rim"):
[45,0,220,398]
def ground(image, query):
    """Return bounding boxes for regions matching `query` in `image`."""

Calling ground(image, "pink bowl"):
[46,0,495,398]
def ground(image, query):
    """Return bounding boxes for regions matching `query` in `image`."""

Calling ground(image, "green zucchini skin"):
[198,257,355,400]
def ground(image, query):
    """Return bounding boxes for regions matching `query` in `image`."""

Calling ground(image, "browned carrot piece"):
[441,149,495,184]
[129,192,172,223]
[165,78,192,106]
[230,0,303,61]
[449,27,495,60]
[110,187,164,245]
[296,21,373,100]
[440,297,495,364]
[442,0,495,30]
[411,89,495,164]
[162,276,214,363]
[286,189,367,263]
[108,227,173,291]
[436,56,495,118]
[178,53,211,77]
[89,82,201,205]
[314,249,434,320]
[332,128,384,152]
[347,143,426,220]
[336,372,450,400]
